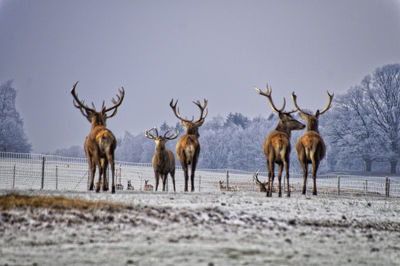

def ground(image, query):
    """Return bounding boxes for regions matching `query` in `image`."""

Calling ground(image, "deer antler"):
[170,99,195,123]
[255,84,296,114]
[318,91,334,115]
[145,128,159,140]
[291,91,334,116]
[291,92,312,116]
[104,87,125,118]
[71,81,96,119]
[163,130,179,140]
[193,99,208,125]
[252,170,261,184]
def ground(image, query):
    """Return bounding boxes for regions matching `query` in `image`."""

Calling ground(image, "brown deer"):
[143,180,154,191]
[145,128,179,192]
[217,180,227,191]
[253,170,268,192]
[170,99,208,192]
[255,84,305,197]
[71,81,124,194]
[291,91,334,195]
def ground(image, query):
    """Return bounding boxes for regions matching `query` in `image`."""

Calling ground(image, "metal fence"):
[0,152,399,197]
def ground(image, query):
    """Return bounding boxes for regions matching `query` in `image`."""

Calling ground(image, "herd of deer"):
[70,82,333,197]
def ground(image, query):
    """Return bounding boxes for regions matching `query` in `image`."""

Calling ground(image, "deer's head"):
[255,84,305,133]
[71,81,125,128]
[170,99,208,137]
[145,128,179,151]
[291,91,334,132]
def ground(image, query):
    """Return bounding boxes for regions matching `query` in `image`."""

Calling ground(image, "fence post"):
[337,176,340,195]
[12,164,16,189]
[56,165,58,190]
[364,180,368,195]
[226,170,230,191]
[198,175,201,192]
[41,156,46,190]
[87,169,90,190]
[385,177,390,197]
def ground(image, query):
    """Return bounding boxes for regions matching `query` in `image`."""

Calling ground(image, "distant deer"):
[144,180,154,191]
[145,128,179,192]
[127,180,134,190]
[217,180,227,191]
[253,170,268,192]
[291,91,334,195]
[71,81,124,194]
[255,84,305,197]
[170,99,208,192]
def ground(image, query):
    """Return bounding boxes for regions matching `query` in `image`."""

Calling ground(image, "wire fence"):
[0,151,399,197]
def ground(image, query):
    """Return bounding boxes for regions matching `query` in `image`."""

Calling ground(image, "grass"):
[0,193,126,211]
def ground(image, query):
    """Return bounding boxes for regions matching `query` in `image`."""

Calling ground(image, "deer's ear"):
[298,112,308,121]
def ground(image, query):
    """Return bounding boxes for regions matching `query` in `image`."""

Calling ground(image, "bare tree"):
[327,64,400,173]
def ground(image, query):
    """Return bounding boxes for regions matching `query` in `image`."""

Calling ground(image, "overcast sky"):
[1,0,400,153]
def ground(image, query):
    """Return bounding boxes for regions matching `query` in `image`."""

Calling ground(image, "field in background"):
[0,152,399,197]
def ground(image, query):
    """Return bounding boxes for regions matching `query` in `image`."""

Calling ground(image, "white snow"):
[1,190,400,265]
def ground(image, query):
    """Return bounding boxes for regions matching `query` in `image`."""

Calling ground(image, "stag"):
[253,170,268,192]
[291,91,334,195]
[170,99,208,192]
[71,81,124,194]
[255,84,305,197]
[217,180,227,191]
[145,128,179,192]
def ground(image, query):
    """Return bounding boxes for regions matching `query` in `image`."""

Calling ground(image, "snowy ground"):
[1,189,400,266]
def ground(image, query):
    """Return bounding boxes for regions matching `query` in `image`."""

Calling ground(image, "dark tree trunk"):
[390,159,397,174]
[364,159,372,172]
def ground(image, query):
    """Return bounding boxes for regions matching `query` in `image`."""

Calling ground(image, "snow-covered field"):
[1,189,400,266]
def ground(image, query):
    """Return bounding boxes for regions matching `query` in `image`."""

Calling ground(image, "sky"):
[0,0,400,153]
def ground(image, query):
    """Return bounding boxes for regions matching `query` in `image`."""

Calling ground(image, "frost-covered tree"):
[53,145,85,158]
[326,64,400,173]
[0,80,31,153]
[325,88,382,171]
[225,112,250,128]
[361,64,400,173]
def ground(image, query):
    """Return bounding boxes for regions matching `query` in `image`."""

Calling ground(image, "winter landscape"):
[1,190,400,266]
[1,1,400,266]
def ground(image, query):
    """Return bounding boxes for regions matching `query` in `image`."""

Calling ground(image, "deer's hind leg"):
[101,158,109,191]
[171,170,176,192]
[277,163,283,197]
[267,159,275,197]
[88,156,96,191]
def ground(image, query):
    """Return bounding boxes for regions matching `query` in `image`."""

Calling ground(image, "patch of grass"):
[0,193,126,211]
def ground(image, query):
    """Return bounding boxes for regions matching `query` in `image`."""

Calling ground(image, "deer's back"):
[263,130,290,161]
[296,131,325,161]
[85,126,116,156]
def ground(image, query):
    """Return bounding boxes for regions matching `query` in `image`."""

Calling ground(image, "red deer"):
[217,180,227,191]
[145,128,179,192]
[170,99,208,192]
[71,81,124,194]
[253,170,268,192]
[255,84,305,197]
[143,180,154,191]
[291,91,334,195]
